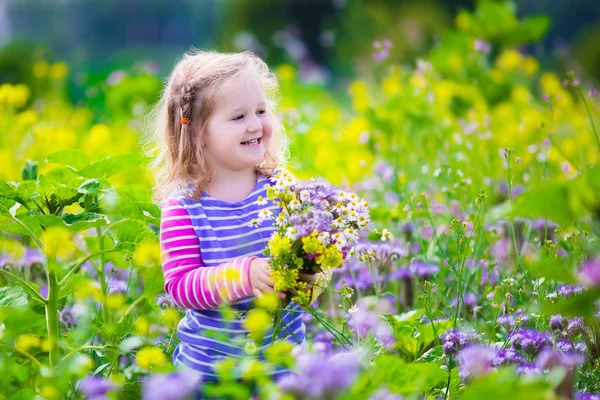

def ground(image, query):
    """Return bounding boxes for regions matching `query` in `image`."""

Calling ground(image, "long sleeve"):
[160,197,255,310]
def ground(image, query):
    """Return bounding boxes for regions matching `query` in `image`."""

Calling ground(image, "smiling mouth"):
[240,138,261,146]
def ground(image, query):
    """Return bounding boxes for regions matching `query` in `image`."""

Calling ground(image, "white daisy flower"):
[285,227,298,241]
[248,218,259,228]
[348,305,359,314]
[256,196,268,206]
[381,228,392,241]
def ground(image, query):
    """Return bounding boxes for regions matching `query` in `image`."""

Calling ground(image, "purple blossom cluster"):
[439,329,481,355]
[508,329,551,355]
[278,350,361,399]
[348,308,394,346]
[78,376,116,400]
[578,256,600,288]
[142,370,202,400]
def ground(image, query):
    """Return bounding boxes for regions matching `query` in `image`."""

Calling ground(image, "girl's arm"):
[160,197,255,310]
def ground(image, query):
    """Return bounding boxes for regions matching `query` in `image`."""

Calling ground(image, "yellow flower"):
[316,245,344,269]
[75,279,103,301]
[161,308,181,328]
[243,309,271,342]
[276,64,296,82]
[39,385,59,400]
[134,240,160,267]
[42,226,74,259]
[33,60,50,79]
[50,62,69,81]
[85,124,112,156]
[105,293,125,310]
[269,233,292,258]
[496,49,523,71]
[16,334,40,352]
[136,346,167,369]
[523,57,539,76]
[134,317,150,336]
[255,292,279,311]
[301,231,322,254]
[348,80,369,112]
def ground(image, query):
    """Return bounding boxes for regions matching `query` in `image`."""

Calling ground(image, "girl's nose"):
[248,114,263,132]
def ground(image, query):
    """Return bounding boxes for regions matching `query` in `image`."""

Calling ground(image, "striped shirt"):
[159,171,305,380]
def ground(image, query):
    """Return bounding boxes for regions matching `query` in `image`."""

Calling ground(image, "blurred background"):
[1,0,599,105]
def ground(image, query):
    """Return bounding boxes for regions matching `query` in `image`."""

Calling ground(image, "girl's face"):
[202,71,273,174]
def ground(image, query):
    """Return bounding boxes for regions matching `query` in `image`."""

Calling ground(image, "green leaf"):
[58,274,84,300]
[0,286,29,308]
[527,256,576,284]
[416,345,445,364]
[0,180,37,206]
[21,161,38,181]
[77,153,142,178]
[354,356,446,396]
[461,367,552,400]
[37,175,82,210]
[77,178,103,195]
[18,214,64,235]
[46,150,92,170]
[0,196,18,217]
[505,184,573,227]
[104,198,161,225]
[62,212,109,231]
[542,287,600,320]
[108,219,156,252]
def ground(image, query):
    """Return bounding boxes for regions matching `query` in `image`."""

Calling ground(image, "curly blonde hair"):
[143,48,289,202]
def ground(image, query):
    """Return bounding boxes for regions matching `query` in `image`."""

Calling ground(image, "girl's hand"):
[249,258,286,299]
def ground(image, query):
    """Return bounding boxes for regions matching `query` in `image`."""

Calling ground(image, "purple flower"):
[289,209,334,238]
[450,292,478,309]
[368,388,405,400]
[516,362,541,375]
[458,345,496,379]
[348,309,394,346]
[354,241,409,270]
[142,370,202,400]
[497,309,528,328]
[439,329,481,356]
[576,392,600,400]
[474,39,491,54]
[18,248,45,267]
[156,294,176,309]
[509,329,551,355]
[578,256,600,287]
[492,348,525,367]
[567,318,587,338]
[549,314,566,331]
[278,350,361,398]
[409,259,439,278]
[313,331,334,354]
[558,284,584,297]
[78,376,116,400]
[535,348,584,371]
[60,306,78,329]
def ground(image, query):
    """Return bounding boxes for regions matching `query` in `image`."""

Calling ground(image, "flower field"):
[1,2,600,399]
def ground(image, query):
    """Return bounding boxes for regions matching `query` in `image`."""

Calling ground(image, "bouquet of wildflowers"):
[251,169,372,343]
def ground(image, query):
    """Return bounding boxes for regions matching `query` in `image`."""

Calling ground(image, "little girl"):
[148,49,329,384]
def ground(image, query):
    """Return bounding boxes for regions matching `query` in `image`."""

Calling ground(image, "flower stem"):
[576,87,600,158]
[45,264,60,371]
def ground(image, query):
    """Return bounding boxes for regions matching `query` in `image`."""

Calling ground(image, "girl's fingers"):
[278,292,287,299]
[259,282,275,293]
[252,287,263,298]
[299,273,317,283]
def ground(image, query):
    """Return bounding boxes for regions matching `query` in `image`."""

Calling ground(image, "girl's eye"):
[232,110,266,121]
